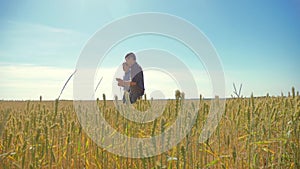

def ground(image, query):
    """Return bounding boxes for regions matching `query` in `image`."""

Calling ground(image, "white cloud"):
[0,20,89,67]
[6,20,84,36]
[4,63,291,100]
[5,62,289,100]
[0,64,74,100]
[0,63,219,100]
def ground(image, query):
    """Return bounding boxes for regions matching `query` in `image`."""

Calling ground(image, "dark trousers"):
[129,87,144,104]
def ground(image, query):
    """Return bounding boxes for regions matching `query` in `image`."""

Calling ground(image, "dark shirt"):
[132,71,144,90]
[130,62,145,94]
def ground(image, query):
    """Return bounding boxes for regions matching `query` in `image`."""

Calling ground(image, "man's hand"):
[116,78,133,87]
[116,78,125,87]
[118,82,125,87]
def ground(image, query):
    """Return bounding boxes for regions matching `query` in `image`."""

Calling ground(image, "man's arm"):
[131,71,144,90]
[116,79,136,87]
[117,70,144,88]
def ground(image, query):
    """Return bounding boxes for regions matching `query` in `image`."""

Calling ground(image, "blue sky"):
[0,0,299,100]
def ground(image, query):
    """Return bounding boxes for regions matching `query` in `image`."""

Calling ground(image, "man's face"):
[126,57,135,67]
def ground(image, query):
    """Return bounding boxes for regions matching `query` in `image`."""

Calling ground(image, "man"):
[117,52,145,103]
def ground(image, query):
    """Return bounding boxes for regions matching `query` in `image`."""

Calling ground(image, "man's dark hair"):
[125,52,136,60]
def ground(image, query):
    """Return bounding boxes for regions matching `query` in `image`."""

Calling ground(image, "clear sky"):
[0,0,299,100]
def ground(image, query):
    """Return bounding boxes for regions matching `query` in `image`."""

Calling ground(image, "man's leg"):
[130,92,142,104]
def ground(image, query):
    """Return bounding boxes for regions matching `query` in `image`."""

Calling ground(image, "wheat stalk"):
[57,69,77,100]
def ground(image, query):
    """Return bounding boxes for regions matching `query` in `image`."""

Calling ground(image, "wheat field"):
[0,88,299,169]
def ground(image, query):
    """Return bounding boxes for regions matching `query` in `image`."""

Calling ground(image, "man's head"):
[125,52,136,67]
